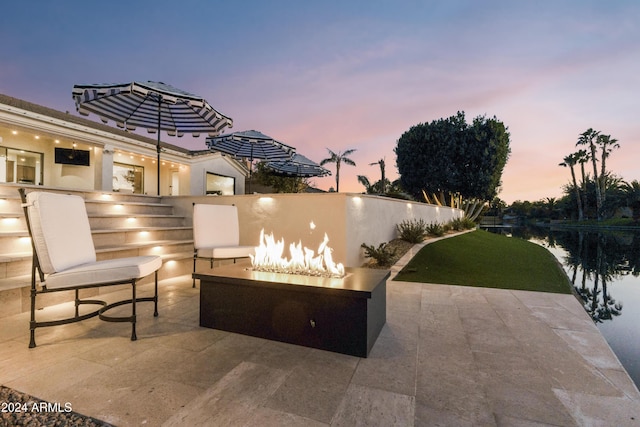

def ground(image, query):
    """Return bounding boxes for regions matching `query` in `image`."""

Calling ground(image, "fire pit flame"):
[251,229,346,278]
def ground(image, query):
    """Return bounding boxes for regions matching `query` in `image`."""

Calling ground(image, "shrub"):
[426,222,445,237]
[449,218,464,231]
[396,219,428,243]
[450,217,475,230]
[361,242,397,267]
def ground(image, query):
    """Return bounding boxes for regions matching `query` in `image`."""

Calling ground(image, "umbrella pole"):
[248,144,254,194]
[156,97,161,196]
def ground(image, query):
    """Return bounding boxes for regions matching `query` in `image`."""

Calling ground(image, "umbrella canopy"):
[265,153,331,178]
[206,130,296,193]
[206,130,295,161]
[72,81,233,195]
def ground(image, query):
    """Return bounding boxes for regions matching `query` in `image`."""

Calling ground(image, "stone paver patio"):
[0,248,639,426]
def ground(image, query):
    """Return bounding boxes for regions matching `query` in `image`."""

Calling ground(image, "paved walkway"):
[0,247,639,426]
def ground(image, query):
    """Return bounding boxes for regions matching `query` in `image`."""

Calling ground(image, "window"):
[206,172,235,195]
[0,146,44,185]
[113,162,144,194]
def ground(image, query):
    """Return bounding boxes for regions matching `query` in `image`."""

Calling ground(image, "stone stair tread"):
[0,252,31,262]
[1,227,192,237]
[88,213,185,218]
[95,239,194,252]
[0,230,29,237]
[91,226,191,233]
[85,199,174,207]
[0,194,20,200]
[0,274,30,291]
[160,251,194,261]
[1,240,195,261]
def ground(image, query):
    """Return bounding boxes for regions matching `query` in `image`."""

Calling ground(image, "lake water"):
[490,226,640,388]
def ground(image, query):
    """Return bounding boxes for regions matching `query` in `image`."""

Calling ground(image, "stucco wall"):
[189,155,246,196]
[166,193,463,267]
[47,144,95,190]
[345,195,463,266]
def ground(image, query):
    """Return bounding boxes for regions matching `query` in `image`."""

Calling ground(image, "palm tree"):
[369,158,386,194]
[357,175,372,193]
[560,153,583,221]
[545,197,557,219]
[358,174,394,195]
[576,128,602,220]
[576,149,589,217]
[320,148,356,192]
[597,133,620,205]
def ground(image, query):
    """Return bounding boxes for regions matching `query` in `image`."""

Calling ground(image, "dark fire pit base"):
[195,266,389,357]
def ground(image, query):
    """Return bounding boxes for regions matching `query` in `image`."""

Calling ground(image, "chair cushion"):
[197,246,255,260]
[26,192,96,274]
[193,204,242,249]
[45,255,162,290]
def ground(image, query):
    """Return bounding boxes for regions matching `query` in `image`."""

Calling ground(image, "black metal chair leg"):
[131,281,137,341]
[29,260,37,349]
[75,288,80,318]
[29,329,36,349]
[193,256,197,288]
[153,271,159,317]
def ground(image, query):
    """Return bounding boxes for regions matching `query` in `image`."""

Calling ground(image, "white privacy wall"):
[345,195,463,266]
[167,193,463,267]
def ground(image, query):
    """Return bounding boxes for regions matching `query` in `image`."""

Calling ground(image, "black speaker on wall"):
[54,147,90,166]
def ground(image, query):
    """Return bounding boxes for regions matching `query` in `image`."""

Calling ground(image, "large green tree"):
[395,111,511,201]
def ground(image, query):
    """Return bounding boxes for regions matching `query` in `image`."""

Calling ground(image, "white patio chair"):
[192,203,254,287]
[19,189,162,348]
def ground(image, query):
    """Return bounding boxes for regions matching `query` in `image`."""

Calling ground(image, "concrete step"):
[0,251,31,262]
[95,240,194,257]
[0,274,30,292]
[0,184,163,204]
[87,192,163,204]
[0,216,26,233]
[0,227,194,256]
[84,199,175,216]
[88,214,186,229]
[91,226,193,247]
[0,232,31,255]
[1,194,179,232]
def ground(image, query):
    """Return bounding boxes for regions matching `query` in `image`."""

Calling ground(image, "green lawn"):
[394,229,572,294]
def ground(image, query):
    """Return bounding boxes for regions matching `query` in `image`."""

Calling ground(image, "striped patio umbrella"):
[265,153,331,178]
[72,81,233,195]
[206,130,296,192]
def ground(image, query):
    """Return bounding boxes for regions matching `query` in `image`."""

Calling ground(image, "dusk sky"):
[1,1,639,203]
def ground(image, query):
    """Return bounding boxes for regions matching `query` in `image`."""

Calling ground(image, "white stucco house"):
[0,94,248,196]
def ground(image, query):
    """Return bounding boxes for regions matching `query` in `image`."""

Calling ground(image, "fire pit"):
[195,264,389,357]
[250,228,345,278]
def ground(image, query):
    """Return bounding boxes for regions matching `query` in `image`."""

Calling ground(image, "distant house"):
[0,94,248,195]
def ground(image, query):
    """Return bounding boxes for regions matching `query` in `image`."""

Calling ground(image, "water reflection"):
[551,230,630,323]
[485,225,640,387]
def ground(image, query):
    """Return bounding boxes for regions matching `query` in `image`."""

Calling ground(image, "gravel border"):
[0,385,113,427]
